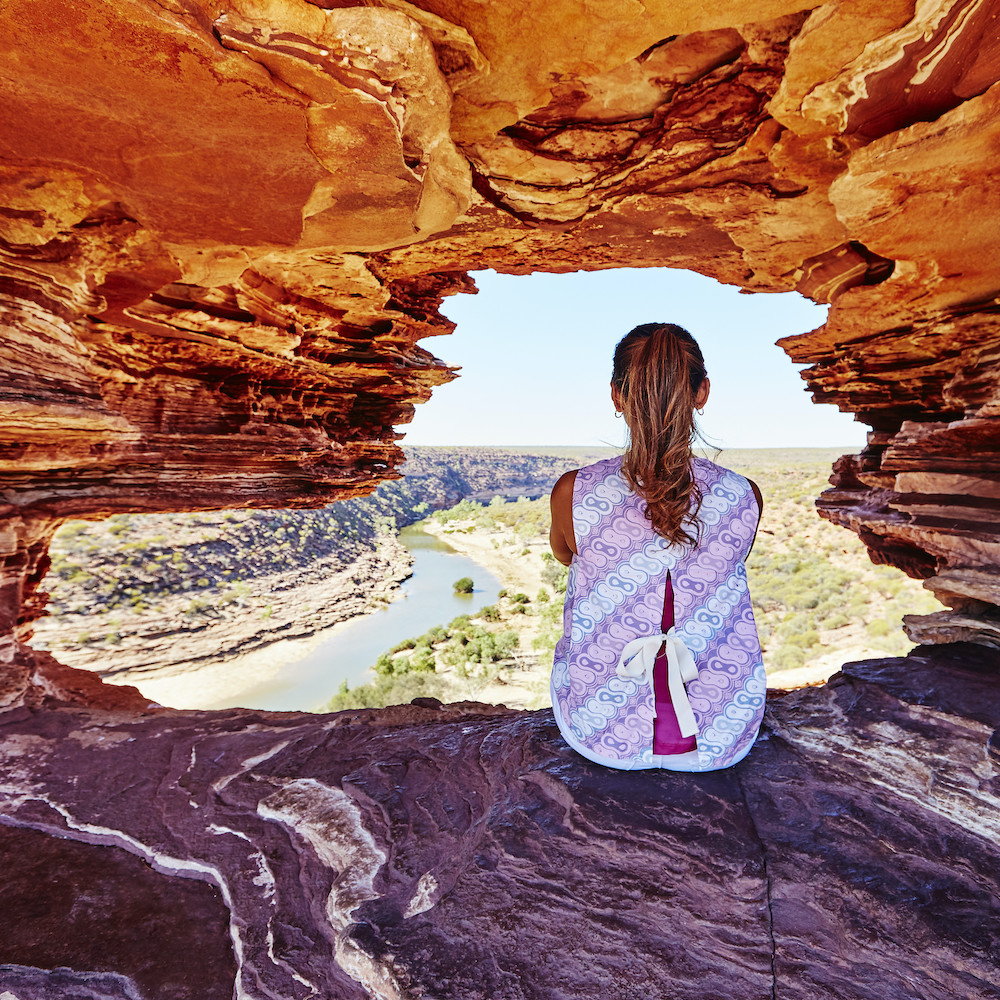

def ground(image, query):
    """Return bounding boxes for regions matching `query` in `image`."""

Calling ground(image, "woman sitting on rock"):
[548,323,765,771]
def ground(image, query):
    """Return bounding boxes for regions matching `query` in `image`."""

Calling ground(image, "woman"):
[549,323,765,772]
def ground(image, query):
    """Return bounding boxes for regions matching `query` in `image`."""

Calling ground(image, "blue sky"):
[400,268,866,450]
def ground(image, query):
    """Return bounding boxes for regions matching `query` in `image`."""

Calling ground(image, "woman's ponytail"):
[612,323,707,547]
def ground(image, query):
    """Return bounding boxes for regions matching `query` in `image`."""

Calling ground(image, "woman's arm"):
[746,478,763,557]
[549,469,578,566]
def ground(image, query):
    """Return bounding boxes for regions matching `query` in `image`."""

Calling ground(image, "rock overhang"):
[2,1,1000,669]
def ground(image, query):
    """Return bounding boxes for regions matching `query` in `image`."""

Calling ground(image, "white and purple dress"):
[551,455,765,772]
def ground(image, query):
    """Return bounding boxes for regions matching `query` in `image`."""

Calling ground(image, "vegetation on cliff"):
[35,447,941,706]
[34,448,582,671]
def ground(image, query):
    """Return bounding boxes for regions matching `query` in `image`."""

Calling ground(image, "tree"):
[453,576,474,594]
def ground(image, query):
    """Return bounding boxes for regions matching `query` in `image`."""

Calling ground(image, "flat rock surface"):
[0,645,997,999]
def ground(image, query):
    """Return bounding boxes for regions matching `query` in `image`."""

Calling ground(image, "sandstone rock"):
[4,1,1000,669]
[4,5,1000,993]
[0,646,997,999]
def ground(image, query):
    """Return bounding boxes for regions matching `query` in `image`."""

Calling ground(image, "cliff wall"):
[3,2,1000,685]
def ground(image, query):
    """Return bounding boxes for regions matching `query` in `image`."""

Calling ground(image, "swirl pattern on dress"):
[551,456,765,772]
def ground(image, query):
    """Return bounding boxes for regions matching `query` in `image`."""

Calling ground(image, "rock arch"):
[1,3,999,996]
[4,2,1000,697]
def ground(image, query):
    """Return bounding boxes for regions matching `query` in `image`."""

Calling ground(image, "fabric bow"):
[615,627,700,738]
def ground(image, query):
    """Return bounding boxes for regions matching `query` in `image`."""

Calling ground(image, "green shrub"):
[867,619,891,638]
[791,629,821,649]
[409,645,436,673]
[453,576,474,594]
[770,646,805,671]
[495,630,519,657]
[542,559,568,592]
[323,670,450,712]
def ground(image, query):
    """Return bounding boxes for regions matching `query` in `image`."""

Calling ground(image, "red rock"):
[0,647,997,999]
[3,7,1000,989]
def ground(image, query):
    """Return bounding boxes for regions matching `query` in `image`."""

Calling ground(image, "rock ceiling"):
[3,0,1000,672]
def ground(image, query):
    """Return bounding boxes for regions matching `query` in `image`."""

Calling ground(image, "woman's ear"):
[610,382,623,412]
[695,377,711,410]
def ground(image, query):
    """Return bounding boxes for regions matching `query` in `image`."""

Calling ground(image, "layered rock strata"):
[4,1,1000,677]
[2,5,1000,991]
[1,644,998,999]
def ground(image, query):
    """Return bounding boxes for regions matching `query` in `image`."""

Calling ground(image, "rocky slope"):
[30,449,580,680]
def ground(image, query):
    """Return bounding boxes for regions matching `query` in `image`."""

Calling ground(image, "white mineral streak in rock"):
[209,824,276,898]
[403,871,439,917]
[772,700,1000,844]
[335,934,409,1000]
[34,799,256,1000]
[0,734,49,794]
[798,0,961,131]
[258,778,386,927]
[213,740,291,794]
[258,778,409,1000]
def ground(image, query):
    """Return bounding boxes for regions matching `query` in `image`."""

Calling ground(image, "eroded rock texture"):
[1,646,998,999]
[3,0,1000,675]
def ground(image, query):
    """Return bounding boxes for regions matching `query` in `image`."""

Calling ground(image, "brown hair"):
[612,323,707,547]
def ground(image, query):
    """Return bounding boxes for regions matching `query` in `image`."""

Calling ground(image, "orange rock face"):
[3,0,1000,692]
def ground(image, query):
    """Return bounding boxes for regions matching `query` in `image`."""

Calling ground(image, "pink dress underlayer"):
[652,574,698,755]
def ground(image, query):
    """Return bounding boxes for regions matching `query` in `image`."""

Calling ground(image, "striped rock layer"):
[3,4,1000,994]
[3,2,1000,684]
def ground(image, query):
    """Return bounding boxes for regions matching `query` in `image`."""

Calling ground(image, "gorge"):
[2,1,1000,997]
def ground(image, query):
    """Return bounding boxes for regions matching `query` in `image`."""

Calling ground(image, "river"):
[203,524,504,712]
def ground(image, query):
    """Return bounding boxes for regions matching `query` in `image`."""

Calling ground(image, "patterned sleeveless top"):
[550,456,765,772]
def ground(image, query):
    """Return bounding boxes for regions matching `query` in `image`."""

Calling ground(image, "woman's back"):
[549,322,765,771]
[550,454,764,772]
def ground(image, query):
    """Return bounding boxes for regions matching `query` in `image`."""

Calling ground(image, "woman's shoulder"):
[553,457,623,503]
[576,454,623,482]
[692,455,743,481]
[692,455,727,480]
[550,468,578,505]
[692,457,761,510]
[568,455,624,499]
